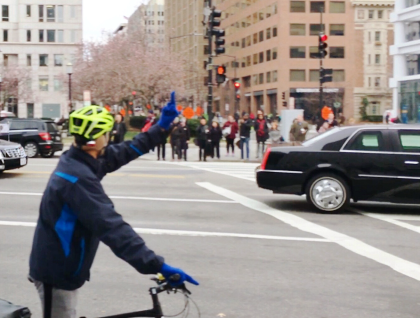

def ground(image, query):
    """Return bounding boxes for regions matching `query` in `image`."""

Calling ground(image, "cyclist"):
[28,92,198,318]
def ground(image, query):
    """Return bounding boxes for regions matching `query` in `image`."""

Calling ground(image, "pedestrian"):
[255,110,269,159]
[385,111,390,124]
[239,113,252,160]
[28,93,198,318]
[177,118,190,161]
[289,114,309,142]
[326,113,338,129]
[111,114,127,144]
[156,127,168,161]
[268,121,284,147]
[222,115,238,157]
[169,118,180,160]
[210,121,222,159]
[197,118,209,162]
[317,121,330,134]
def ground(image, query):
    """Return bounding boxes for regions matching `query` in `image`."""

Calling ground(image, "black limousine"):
[257,125,420,213]
[0,139,28,174]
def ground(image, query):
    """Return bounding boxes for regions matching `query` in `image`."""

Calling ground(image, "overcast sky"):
[83,0,147,41]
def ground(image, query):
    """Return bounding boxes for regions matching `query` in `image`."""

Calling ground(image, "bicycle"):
[81,274,200,318]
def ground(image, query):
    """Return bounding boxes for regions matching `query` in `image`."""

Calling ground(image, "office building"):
[390,0,420,123]
[1,0,83,118]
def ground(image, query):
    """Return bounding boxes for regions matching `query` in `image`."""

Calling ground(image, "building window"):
[46,5,55,22]
[310,2,325,13]
[290,24,305,36]
[368,54,371,64]
[47,30,55,42]
[310,24,325,35]
[259,52,264,63]
[27,30,31,42]
[39,77,49,91]
[310,70,320,82]
[27,104,34,118]
[330,2,345,13]
[57,30,64,43]
[375,77,381,87]
[252,74,258,85]
[368,10,374,19]
[290,70,306,81]
[266,50,271,61]
[273,70,278,82]
[273,48,278,60]
[253,32,258,44]
[253,53,258,65]
[54,78,62,91]
[259,73,264,84]
[26,5,31,17]
[375,31,381,41]
[246,35,251,46]
[375,54,381,64]
[378,10,383,19]
[70,6,76,19]
[330,24,344,36]
[273,27,277,37]
[246,56,251,67]
[330,47,345,58]
[241,38,246,48]
[290,46,306,58]
[267,72,271,83]
[290,1,305,12]
[71,30,76,42]
[368,77,371,87]
[259,30,264,42]
[57,6,64,23]
[27,54,31,66]
[3,30,8,42]
[54,54,63,66]
[309,46,320,58]
[266,28,271,39]
[39,5,44,22]
[39,54,48,66]
[2,5,9,21]
[333,70,345,82]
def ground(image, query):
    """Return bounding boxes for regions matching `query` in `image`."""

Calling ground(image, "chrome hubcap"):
[24,144,37,157]
[312,178,345,211]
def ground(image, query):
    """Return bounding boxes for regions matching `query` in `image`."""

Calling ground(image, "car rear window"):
[399,131,420,153]
[46,123,59,132]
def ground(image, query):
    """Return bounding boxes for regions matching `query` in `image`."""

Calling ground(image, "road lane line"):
[0,221,330,242]
[197,182,420,281]
[4,171,185,179]
[0,192,237,204]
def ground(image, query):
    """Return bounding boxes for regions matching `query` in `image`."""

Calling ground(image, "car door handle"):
[405,161,419,165]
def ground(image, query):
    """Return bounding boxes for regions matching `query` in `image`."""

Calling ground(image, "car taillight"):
[261,147,271,170]
[39,132,51,141]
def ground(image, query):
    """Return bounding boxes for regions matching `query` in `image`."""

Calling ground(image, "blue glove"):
[158,91,179,130]
[160,263,199,287]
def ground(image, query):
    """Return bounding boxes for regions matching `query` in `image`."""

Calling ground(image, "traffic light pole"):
[319,8,324,118]
[207,0,213,122]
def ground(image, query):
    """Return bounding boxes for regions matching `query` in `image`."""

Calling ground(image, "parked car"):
[0,139,28,174]
[0,111,16,118]
[256,125,420,213]
[0,118,63,158]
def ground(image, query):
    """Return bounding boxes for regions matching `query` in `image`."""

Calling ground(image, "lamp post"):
[66,63,73,113]
[0,75,3,112]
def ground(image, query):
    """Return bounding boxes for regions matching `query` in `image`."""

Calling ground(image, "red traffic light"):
[234,82,241,89]
[217,66,226,75]
[320,34,328,42]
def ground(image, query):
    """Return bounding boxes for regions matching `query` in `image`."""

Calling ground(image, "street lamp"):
[66,63,73,113]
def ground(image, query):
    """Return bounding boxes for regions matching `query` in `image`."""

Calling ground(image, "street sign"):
[334,102,341,109]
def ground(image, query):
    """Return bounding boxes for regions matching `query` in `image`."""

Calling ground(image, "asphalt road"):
[1,154,420,318]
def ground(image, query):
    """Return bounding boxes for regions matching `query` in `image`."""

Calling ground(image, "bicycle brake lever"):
[181,284,191,295]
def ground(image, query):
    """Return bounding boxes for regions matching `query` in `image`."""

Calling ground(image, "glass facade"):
[398,79,420,123]
[405,21,420,41]
[407,54,420,76]
[406,0,420,8]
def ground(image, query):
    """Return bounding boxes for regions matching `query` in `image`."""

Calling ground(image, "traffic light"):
[216,65,226,84]
[233,79,241,100]
[319,33,328,58]
[211,9,225,55]
[320,68,333,84]
[282,92,286,100]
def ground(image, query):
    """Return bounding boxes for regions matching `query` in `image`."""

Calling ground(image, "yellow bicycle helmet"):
[69,106,114,141]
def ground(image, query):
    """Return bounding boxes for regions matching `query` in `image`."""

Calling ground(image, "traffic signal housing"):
[319,33,328,58]
[211,9,225,55]
[233,79,241,100]
[320,68,333,84]
[216,65,226,84]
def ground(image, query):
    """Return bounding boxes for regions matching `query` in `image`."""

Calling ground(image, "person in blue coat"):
[28,92,198,318]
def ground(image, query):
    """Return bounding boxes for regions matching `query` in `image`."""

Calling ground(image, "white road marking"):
[166,162,259,181]
[197,182,420,281]
[0,221,330,242]
[0,192,237,204]
[352,208,420,235]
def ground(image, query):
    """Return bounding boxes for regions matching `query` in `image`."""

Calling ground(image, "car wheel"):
[306,173,350,213]
[41,151,55,158]
[24,142,39,158]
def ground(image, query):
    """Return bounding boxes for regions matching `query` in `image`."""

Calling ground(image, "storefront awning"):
[267,89,278,95]
[244,93,251,97]
[253,90,264,97]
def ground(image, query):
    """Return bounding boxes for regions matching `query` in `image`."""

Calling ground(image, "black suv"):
[0,118,64,158]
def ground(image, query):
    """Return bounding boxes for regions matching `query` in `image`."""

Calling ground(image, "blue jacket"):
[29,125,165,291]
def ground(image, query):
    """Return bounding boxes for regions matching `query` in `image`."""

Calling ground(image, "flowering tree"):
[0,64,32,112]
[71,29,187,113]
